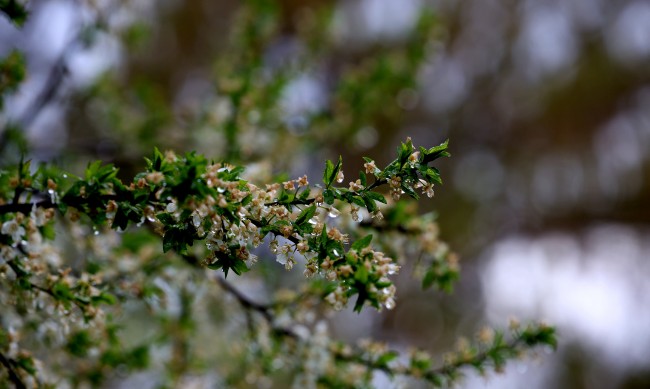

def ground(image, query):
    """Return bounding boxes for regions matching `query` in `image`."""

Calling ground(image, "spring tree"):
[0,1,555,387]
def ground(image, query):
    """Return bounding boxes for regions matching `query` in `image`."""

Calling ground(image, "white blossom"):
[1,219,25,243]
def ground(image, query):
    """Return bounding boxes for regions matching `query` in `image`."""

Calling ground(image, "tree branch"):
[213,275,299,339]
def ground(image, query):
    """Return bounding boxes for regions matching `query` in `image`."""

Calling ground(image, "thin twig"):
[213,275,299,339]
[0,200,55,215]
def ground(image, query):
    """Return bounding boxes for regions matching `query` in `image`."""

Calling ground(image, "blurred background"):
[1,0,650,387]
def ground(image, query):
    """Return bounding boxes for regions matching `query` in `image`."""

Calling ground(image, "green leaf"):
[398,142,410,167]
[111,204,129,231]
[156,212,175,225]
[66,331,93,357]
[350,195,365,207]
[0,50,26,107]
[323,159,334,187]
[426,167,442,184]
[422,269,435,290]
[240,194,252,206]
[52,281,74,300]
[151,147,164,170]
[376,351,399,367]
[352,289,368,313]
[41,223,56,240]
[324,155,343,189]
[208,251,249,278]
[362,196,377,213]
[323,188,335,205]
[91,292,117,306]
[365,191,387,204]
[423,139,451,163]
[0,0,28,27]
[521,326,557,349]
[162,228,178,253]
[359,171,367,186]
[231,258,250,276]
[126,345,150,369]
[351,234,373,251]
[355,265,368,284]
[16,355,36,375]
[295,204,316,226]
[85,160,101,181]
[298,187,311,200]
[401,182,419,199]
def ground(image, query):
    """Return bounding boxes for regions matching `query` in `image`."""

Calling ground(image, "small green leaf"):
[423,139,451,163]
[208,251,249,278]
[426,167,443,184]
[401,182,419,199]
[355,265,368,284]
[351,234,373,251]
[323,159,334,187]
[16,355,36,375]
[0,0,28,26]
[298,187,311,200]
[162,229,178,253]
[377,351,399,367]
[52,281,73,300]
[111,204,129,231]
[350,195,365,207]
[231,259,250,276]
[91,292,117,306]
[365,191,387,204]
[66,331,93,357]
[325,155,342,189]
[295,204,316,226]
[352,289,368,313]
[362,195,378,213]
[240,194,252,206]
[156,213,175,225]
[323,189,335,205]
